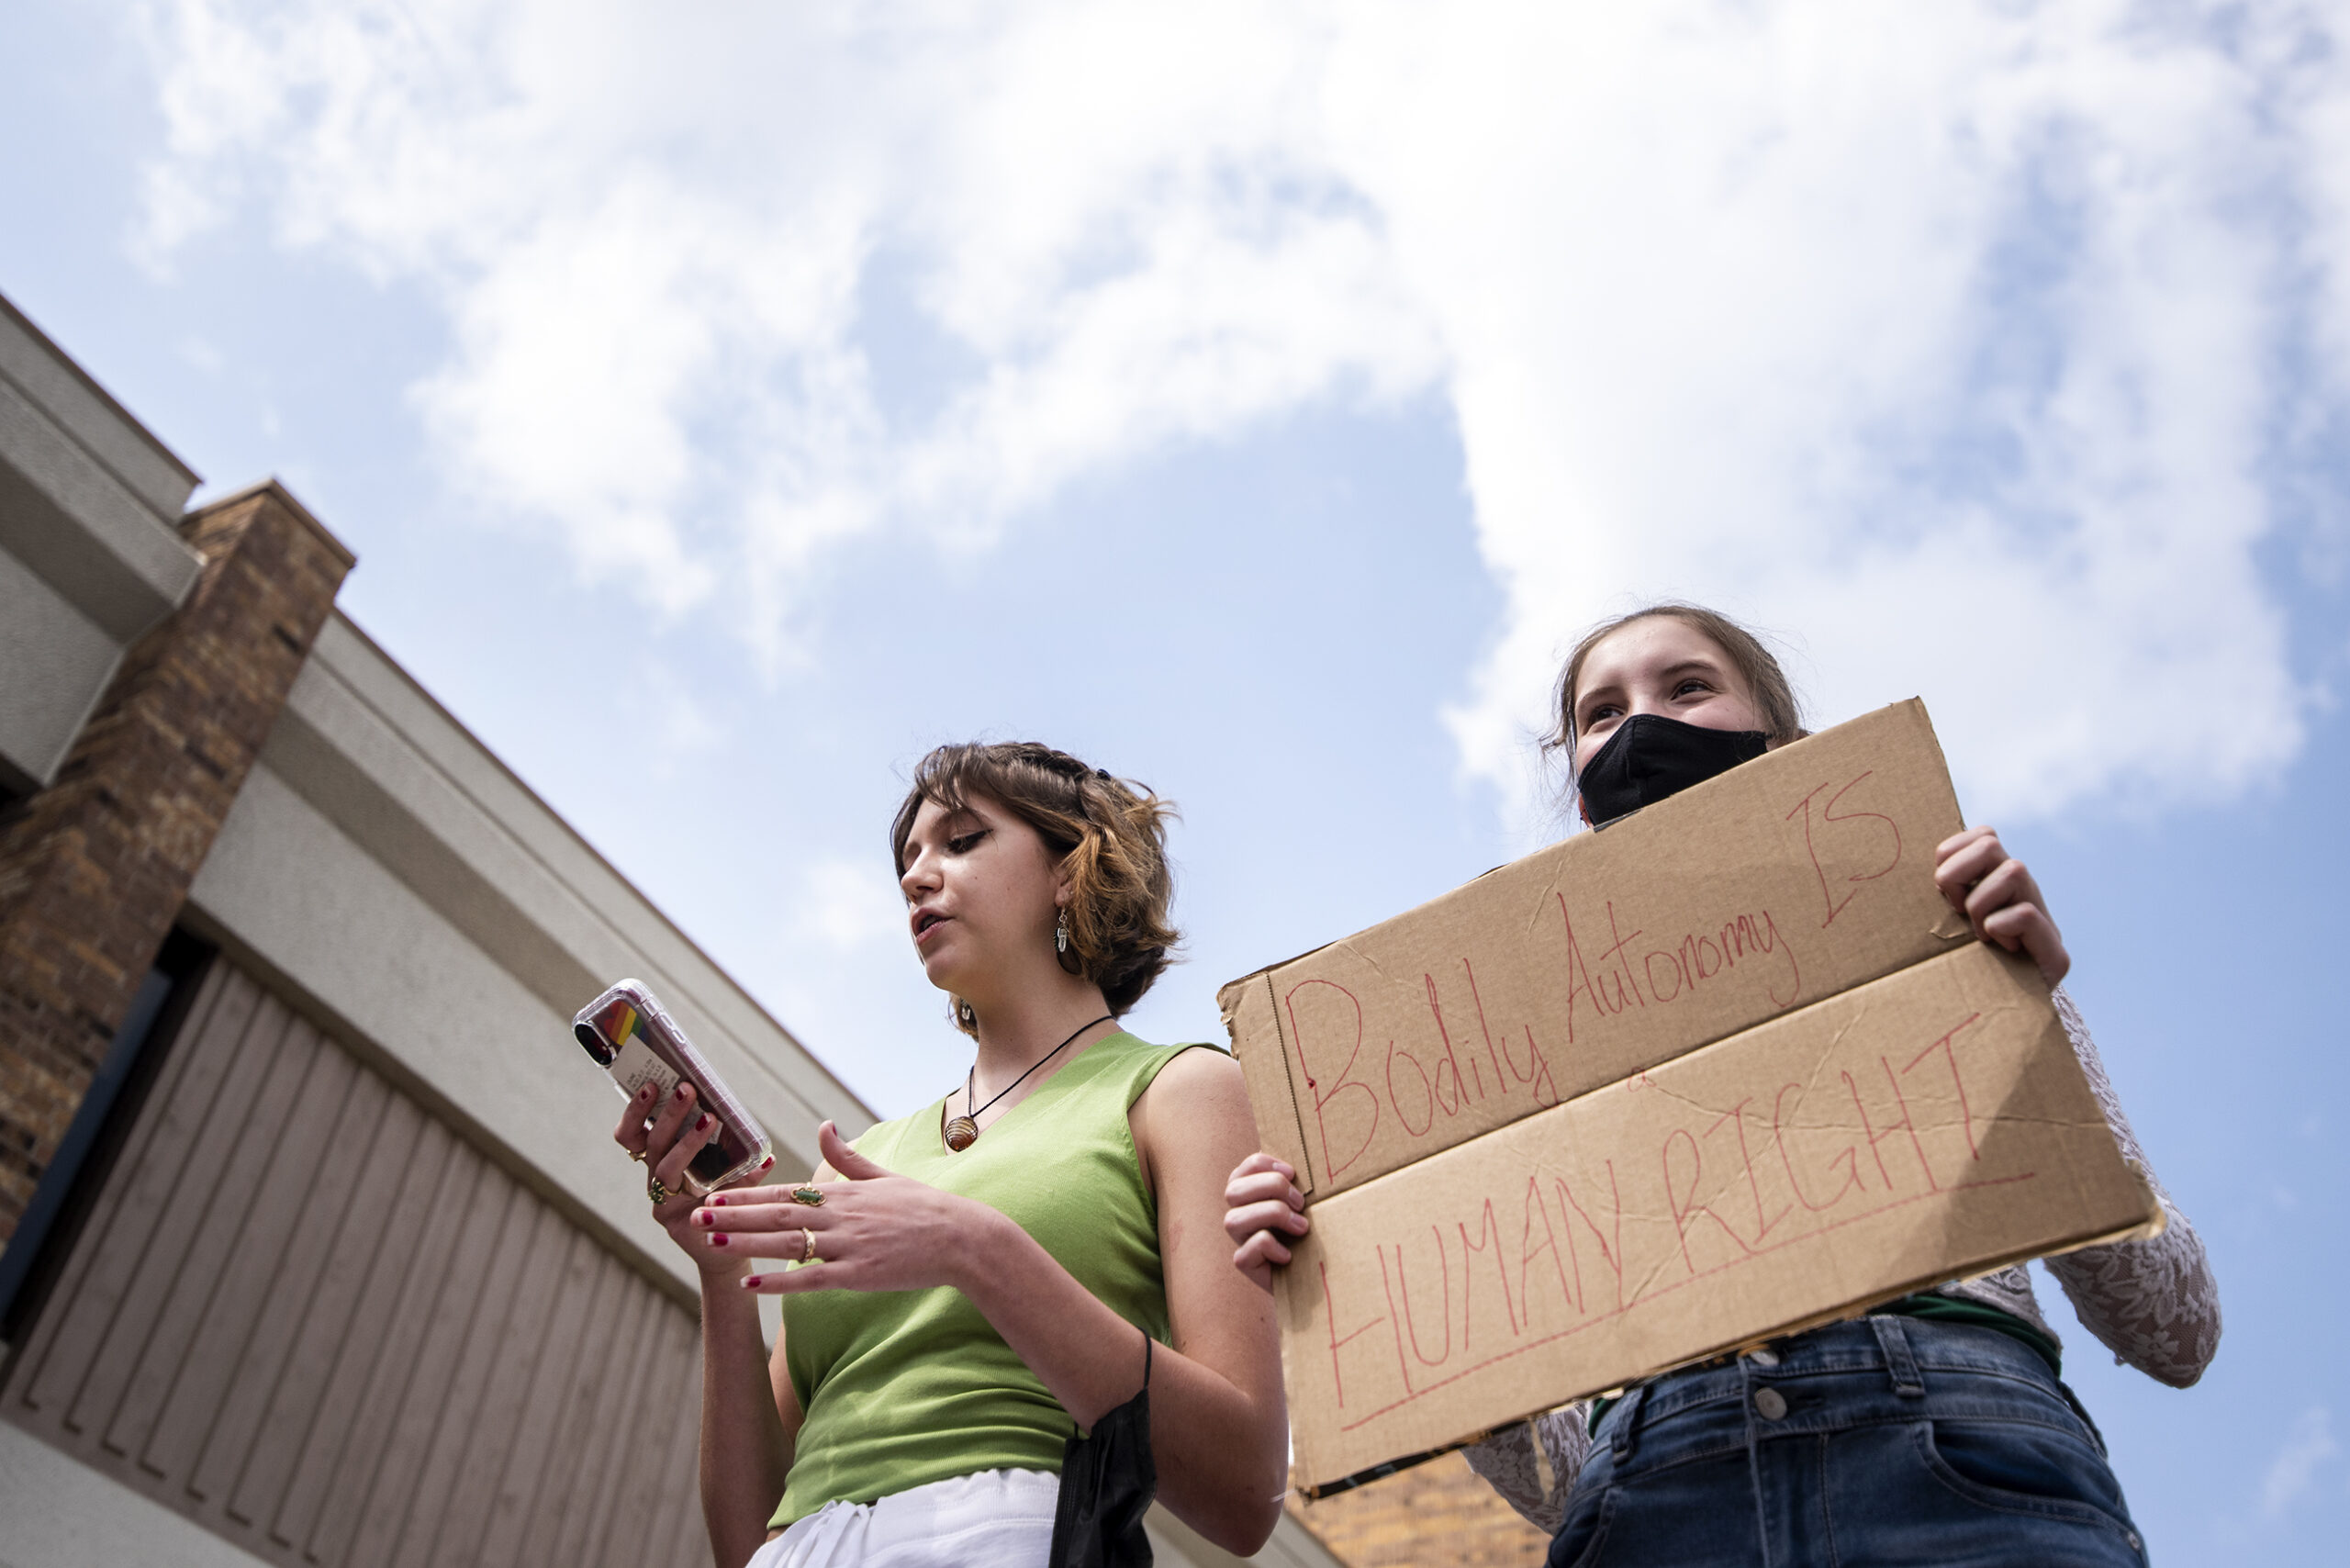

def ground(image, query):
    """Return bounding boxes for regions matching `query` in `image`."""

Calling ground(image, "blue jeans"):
[1549,1318,2148,1567]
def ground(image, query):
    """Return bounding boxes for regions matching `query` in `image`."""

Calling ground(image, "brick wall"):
[1288,1451,1550,1567]
[0,482,351,1240]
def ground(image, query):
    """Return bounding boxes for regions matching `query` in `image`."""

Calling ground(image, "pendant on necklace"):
[943,1114,979,1152]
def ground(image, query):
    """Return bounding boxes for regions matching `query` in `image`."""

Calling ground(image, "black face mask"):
[1577,713,1768,827]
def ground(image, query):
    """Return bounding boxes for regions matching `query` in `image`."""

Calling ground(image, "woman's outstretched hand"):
[694,1121,986,1295]
[1224,1152,1309,1290]
[1935,825,2070,987]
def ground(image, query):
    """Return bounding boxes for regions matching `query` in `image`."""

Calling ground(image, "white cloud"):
[135,0,1437,662]
[1332,0,2337,834]
[2261,1406,2339,1518]
[613,660,723,770]
[794,857,907,955]
[136,0,2348,823]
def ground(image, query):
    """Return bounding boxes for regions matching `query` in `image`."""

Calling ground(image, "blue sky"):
[8,1,2350,1557]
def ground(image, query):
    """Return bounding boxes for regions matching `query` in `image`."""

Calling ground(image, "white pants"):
[751,1468,1060,1568]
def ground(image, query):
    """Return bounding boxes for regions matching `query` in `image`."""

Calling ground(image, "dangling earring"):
[1055,910,1083,975]
[956,997,977,1031]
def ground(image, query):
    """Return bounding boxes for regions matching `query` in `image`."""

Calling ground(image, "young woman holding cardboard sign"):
[626,743,1288,1568]
[1225,605,2221,1567]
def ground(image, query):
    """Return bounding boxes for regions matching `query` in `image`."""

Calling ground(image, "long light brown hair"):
[1549,602,1807,764]
[890,742,1180,1032]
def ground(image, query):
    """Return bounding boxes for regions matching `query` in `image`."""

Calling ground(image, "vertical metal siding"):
[3,959,714,1568]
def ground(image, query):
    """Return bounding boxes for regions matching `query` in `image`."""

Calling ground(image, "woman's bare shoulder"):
[1138,1044,1248,1105]
[1131,1047,1255,1177]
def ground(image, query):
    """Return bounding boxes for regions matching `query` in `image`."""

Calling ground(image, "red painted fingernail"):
[709,1193,726,1207]
[743,1275,762,1288]
[674,1082,691,1101]
[694,1113,711,1132]
[760,1155,775,1170]
[709,1233,729,1248]
[694,1209,712,1227]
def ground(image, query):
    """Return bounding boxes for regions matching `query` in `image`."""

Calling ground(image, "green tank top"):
[773,1033,1202,1529]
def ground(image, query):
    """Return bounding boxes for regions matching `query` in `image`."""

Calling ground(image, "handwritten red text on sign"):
[1285,770,1907,1184]
[1304,1007,2020,1428]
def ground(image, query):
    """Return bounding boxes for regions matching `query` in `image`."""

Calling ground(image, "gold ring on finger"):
[800,1229,818,1264]
[790,1184,824,1206]
[648,1174,672,1205]
[629,1148,646,1163]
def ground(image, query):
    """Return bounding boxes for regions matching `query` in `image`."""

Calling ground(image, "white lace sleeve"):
[2040,985,2222,1387]
[1461,1405,1593,1533]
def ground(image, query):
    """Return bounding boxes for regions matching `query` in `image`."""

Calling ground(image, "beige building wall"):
[0,294,202,797]
[184,609,872,1305]
[6,959,715,1568]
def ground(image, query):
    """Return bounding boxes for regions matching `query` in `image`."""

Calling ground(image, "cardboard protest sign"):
[1220,700,1973,1202]
[1277,943,2162,1493]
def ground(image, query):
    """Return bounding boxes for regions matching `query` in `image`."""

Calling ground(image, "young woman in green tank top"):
[619,743,1288,1568]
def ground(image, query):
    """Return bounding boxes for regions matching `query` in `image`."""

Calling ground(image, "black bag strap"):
[1049,1323,1158,1567]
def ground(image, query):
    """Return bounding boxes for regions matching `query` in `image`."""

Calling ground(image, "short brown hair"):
[1550,602,1806,761]
[890,742,1180,1029]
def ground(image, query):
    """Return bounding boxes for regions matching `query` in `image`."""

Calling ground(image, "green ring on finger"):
[647,1174,672,1205]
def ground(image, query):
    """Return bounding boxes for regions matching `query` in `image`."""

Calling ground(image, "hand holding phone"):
[575,980,772,1197]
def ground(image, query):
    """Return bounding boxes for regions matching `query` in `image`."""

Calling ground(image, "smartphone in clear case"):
[574,980,772,1197]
